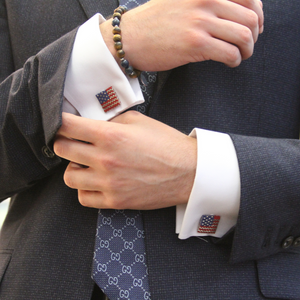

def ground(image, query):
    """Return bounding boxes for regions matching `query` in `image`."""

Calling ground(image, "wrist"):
[111,6,141,78]
[99,15,141,78]
[179,136,197,205]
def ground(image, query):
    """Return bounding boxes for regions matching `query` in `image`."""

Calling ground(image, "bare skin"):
[54,0,264,210]
[100,0,264,70]
[54,112,197,210]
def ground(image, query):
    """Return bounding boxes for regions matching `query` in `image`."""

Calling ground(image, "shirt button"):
[281,236,294,249]
[293,237,300,247]
[42,146,56,158]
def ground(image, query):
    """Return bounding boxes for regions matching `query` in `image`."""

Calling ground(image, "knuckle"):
[243,0,256,7]
[201,0,219,8]
[245,10,259,29]
[225,47,241,67]
[242,46,254,61]
[63,171,75,188]
[78,190,89,207]
[53,141,63,157]
[199,0,210,8]
[239,27,253,45]
[100,155,120,171]
[242,0,251,6]
[185,29,206,50]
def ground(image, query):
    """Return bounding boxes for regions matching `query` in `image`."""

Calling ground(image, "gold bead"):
[117,49,125,58]
[113,34,121,42]
[113,26,121,35]
[114,42,122,50]
[128,70,141,78]
[114,8,123,14]
[113,12,122,19]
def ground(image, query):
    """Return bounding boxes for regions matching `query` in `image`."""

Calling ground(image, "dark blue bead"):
[112,17,120,26]
[125,66,134,75]
[121,59,129,68]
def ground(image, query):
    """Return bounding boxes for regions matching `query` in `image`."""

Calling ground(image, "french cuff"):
[63,13,144,120]
[176,128,241,239]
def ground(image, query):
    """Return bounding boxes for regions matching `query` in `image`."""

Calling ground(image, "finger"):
[216,0,262,42]
[196,34,242,67]
[78,190,106,209]
[54,135,94,166]
[58,113,106,143]
[63,162,100,190]
[259,24,264,34]
[210,19,254,60]
[228,0,264,32]
[257,0,264,33]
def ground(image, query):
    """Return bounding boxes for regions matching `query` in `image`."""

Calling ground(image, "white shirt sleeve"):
[176,128,241,239]
[62,14,241,240]
[63,14,144,120]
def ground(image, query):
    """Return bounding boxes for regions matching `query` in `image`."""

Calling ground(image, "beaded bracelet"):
[112,6,141,78]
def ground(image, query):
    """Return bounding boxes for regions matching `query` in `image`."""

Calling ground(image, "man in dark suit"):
[0,0,300,299]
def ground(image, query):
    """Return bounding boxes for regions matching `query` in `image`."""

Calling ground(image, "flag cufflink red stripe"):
[197,215,220,234]
[96,86,121,113]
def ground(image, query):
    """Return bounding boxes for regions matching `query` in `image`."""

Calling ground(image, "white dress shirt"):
[63,14,241,239]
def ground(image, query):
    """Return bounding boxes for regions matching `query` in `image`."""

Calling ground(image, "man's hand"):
[101,0,264,71]
[54,112,197,210]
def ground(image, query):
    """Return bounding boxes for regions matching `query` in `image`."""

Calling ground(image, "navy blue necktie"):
[92,1,157,299]
[92,209,150,300]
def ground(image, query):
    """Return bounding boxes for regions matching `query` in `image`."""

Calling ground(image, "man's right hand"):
[100,0,264,71]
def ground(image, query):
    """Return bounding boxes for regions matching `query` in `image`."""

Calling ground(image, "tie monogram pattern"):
[92,3,156,299]
[92,210,151,300]
[137,71,157,114]
[120,0,146,9]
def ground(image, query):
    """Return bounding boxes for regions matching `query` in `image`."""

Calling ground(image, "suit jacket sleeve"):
[0,2,78,200]
[228,134,300,263]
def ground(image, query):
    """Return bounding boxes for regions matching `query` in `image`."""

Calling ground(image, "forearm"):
[99,0,264,72]
[0,29,77,198]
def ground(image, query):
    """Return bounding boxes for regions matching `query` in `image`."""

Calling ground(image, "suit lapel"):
[77,0,118,19]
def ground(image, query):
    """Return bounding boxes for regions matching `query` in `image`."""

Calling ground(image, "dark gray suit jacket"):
[0,0,300,299]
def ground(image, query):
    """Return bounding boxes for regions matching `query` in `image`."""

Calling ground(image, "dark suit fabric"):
[0,0,299,299]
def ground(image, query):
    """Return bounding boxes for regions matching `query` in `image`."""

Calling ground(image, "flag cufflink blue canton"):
[197,215,220,234]
[96,86,121,113]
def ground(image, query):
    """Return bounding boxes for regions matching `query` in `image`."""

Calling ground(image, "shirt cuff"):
[176,128,241,239]
[63,14,144,120]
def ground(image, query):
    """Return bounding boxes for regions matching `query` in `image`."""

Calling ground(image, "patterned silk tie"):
[92,1,157,299]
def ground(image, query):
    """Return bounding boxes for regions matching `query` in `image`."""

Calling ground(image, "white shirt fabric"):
[63,14,143,120]
[63,14,241,239]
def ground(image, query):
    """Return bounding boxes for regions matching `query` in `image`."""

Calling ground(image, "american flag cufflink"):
[197,215,220,234]
[96,86,121,113]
